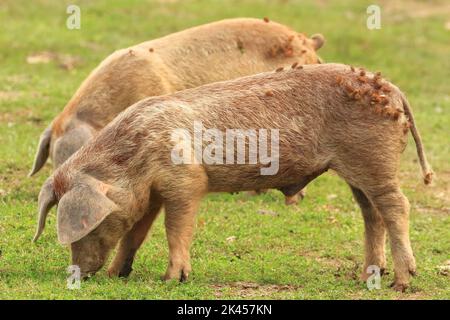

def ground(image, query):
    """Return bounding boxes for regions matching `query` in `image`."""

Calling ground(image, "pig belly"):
[204,163,306,193]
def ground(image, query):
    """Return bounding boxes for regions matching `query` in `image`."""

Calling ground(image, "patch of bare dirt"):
[414,204,450,216]
[315,256,344,268]
[380,0,450,19]
[26,51,82,71]
[0,108,43,125]
[395,292,430,300]
[0,91,22,102]
[26,51,55,64]
[211,281,299,298]
[437,260,450,276]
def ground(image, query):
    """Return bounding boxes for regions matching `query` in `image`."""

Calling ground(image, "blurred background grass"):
[0,0,449,299]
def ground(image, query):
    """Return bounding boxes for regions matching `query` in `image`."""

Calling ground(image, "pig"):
[32,63,433,292]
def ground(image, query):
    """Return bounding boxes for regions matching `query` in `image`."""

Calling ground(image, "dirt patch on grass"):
[380,0,450,19]
[414,204,450,216]
[437,260,450,276]
[298,249,362,280]
[211,281,299,298]
[348,289,430,300]
[0,91,22,102]
[395,292,430,300]
[315,256,344,268]
[314,255,362,281]
[26,51,82,71]
[0,108,44,125]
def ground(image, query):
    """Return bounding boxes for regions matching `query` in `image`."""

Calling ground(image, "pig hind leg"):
[349,185,387,280]
[108,193,163,277]
[342,177,415,291]
[364,185,416,292]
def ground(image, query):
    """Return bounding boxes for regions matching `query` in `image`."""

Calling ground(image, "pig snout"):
[70,239,108,279]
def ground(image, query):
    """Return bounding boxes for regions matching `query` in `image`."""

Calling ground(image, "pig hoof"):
[107,268,119,277]
[298,189,306,200]
[118,266,133,278]
[285,196,298,206]
[80,272,94,281]
[161,273,174,282]
[107,266,132,278]
[179,270,189,282]
[162,268,190,282]
[118,257,134,278]
[390,282,409,292]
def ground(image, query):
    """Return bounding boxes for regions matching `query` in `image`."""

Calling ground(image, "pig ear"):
[29,127,52,177]
[311,34,325,50]
[33,178,57,242]
[53,126,93,168]
[57,184,119,245]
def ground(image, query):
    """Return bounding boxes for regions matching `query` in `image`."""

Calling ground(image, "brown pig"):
[33,63,433,292]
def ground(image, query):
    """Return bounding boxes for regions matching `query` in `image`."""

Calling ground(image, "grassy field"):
[0,0,449,299]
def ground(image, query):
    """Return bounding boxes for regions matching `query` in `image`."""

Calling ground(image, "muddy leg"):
[366,186,416,292]
[349,185,386,280]
[107,194,163,277]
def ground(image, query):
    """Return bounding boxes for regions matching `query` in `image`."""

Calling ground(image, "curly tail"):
[401,94,433,185]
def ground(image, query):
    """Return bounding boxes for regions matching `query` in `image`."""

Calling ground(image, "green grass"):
[0,0,449,299]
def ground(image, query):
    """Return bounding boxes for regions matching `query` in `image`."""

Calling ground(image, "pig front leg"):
[162,197,201,282]
[108,193,163,277]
